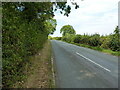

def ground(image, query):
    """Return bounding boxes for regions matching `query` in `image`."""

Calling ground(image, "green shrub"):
[62,34,75,43]
[53,37,62,40]
[88,34,101,47]
[73,34,81,43]
[108,35,120,51]
[2,2,51,87]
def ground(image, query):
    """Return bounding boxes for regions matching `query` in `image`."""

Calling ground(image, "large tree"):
[60,25,76,36]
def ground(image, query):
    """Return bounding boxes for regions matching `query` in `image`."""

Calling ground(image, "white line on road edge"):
[76,52,111,72]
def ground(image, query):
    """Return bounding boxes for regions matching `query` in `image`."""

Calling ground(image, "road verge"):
[13,40,55,88]
[61,41,120,56]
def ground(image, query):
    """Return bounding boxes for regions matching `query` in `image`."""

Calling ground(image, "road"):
[51,40,118,88]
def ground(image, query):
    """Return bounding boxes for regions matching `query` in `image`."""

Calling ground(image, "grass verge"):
[69,42,120,56]
[13,40,54,88]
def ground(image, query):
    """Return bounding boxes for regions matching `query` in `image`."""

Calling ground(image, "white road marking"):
[76,52,111,72]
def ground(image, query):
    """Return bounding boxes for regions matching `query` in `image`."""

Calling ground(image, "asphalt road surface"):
[51,40,118,88]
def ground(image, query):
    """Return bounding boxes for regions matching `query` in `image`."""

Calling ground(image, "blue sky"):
[50,0,119,37]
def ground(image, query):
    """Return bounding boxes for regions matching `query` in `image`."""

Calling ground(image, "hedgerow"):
[2,3,49,87]
[2,2,80,87]
[60,25,120,52]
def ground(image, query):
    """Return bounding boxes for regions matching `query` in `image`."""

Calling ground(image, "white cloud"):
[50,0,119,37]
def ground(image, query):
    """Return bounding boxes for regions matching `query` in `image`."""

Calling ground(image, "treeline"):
[2,2,79,87]
[51,25,120,52]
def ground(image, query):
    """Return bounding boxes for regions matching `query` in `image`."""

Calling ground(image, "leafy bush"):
[100,36,110,49]
[73,34,81,43]
[88,34,101,47]
[100,26,120,51]
[60,26,119,52]
[52,37,62,40]
[48,36,53,40]
[108,35,120,51]
[62,34,75,43]
[2,2,52,87]
[80,34,90,45]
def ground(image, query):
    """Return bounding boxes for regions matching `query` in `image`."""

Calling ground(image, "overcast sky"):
[50,0,119,37]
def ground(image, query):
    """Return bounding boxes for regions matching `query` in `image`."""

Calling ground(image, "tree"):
[62,33,75,42]
[60,25,76,36]
[45,18,57,35]
[53,2,79,17]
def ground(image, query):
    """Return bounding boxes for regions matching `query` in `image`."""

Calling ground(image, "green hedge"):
[2,2,49,87]
[60,26,120,52]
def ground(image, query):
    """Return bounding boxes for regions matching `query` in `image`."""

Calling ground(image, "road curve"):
[51,40,118,88]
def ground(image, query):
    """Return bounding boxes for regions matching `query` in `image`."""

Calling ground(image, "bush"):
[73,34,81,43]
[62,34,75,43]
[100,36,111,49]
[48,36,53,40]
[88,34,101,47]
[80,34,90,44]
[2,2,50,87]
[52,37,62,40]
[108,35,120,51]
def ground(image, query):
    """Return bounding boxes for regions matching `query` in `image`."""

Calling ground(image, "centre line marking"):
[76,52,111,72]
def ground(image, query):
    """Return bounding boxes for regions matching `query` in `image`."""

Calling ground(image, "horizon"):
[50,0,119,37]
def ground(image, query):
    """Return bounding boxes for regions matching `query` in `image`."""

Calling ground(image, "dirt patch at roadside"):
[13,40,54,88]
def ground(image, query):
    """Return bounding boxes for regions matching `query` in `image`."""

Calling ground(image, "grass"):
[13,40,55,88]
[69,42,120,56]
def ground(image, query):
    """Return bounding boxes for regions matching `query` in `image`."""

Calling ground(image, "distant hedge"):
[60,26,120,52]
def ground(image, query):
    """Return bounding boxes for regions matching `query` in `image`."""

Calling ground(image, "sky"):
[50,0,119,37]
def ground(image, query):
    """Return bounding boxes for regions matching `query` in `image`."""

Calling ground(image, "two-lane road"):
[51,40,118,88]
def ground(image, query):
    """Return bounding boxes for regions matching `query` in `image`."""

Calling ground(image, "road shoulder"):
[13,40,54,88]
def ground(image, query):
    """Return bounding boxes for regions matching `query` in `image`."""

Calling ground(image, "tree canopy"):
[60,25,76,36]
[45,18,57,34]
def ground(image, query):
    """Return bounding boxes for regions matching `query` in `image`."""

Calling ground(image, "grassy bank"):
[69,42,120,56]
[13,40,54,88]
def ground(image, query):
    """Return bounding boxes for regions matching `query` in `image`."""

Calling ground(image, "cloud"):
[50,0,119,37]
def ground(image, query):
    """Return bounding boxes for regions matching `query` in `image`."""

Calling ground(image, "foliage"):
[69,42,120,56]
[62,33,75,43]
[79,34,90,45]
[73,34,81,43]
[60,25,120,52]
[109,26,120,51]
[53,2,79,17]
[60,25,76,36]
[88,34,101,47]
[108,35,120,51]
[100,26,120,51]
[52,37,62,40]
[45,19,57,34]
[2,2,79,87]
[48,36,53,40]
[100,36,110,49]
[2,2,49,87]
